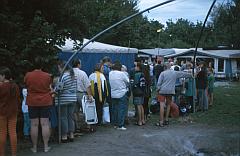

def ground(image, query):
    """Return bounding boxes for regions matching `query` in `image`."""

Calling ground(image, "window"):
[218,59,224,72]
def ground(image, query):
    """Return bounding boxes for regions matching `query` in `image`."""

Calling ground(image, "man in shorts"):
[156,63,192,127]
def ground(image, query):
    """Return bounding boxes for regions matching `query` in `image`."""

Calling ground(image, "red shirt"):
[24,70,53,107]
[0,82,21,117]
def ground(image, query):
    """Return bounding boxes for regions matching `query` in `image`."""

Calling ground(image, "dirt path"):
[17,121,240,156]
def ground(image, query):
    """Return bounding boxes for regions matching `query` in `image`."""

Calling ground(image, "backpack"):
[132,72,146,96]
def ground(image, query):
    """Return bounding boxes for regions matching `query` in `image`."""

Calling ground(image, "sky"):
[138,0,225,25]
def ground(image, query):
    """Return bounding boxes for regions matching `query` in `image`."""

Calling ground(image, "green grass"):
[128,82,240,126]
[191,82,240,126]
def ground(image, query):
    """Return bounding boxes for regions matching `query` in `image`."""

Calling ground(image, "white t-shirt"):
[73,68,91,92]
[22,88,28,113]
[89,72,107,92]
[150,64,154,76]
[109,70,129,99]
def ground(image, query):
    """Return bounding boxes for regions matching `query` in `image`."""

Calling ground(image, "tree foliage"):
[0,0,239,81]
[210,0,240,48]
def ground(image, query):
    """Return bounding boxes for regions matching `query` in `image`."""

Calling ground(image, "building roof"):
[164,48,240,59]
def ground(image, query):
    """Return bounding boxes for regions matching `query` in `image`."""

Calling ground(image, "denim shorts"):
[133,97,144,105]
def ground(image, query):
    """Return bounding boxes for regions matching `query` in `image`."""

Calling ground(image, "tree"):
[210,0,240,48]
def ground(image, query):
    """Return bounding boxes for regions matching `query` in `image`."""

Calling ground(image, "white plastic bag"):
[81,95,98,124]
[102,105,110,123]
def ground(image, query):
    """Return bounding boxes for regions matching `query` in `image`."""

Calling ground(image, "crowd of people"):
[0,56,215,156]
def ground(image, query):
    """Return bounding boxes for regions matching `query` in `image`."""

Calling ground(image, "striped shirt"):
[55,72,77,105]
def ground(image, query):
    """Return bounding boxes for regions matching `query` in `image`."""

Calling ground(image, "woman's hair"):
[0,66,12,80]
[142,64,150,84]
[58,60,75,79]
[102,56,111,63]
[72,59,81,68]
[94,63,103,72]
[112,61,122,71]
[135,62,142,71]
[0,67,17,96]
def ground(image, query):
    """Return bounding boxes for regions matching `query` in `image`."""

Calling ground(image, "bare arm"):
[86,86,92,96]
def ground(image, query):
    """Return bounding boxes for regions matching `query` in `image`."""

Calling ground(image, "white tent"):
[59,38,138,53]
[58,38,138,75]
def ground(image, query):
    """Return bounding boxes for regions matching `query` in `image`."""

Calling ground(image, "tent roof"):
[139,48,189,56]
[59,38,138,53]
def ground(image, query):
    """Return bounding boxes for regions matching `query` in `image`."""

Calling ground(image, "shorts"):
[29,106,51,119]
[157,94,173,103]
[133,97,144,105]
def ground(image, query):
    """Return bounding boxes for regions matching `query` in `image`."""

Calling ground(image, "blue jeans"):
[49,105,58,128]
[198,89,208,111]
[23,113,30,136]
[60,103,76,136]
[112,94,128,127]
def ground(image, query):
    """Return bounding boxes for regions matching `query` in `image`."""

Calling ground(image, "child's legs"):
[23,113,30,136]
[0,116,7,156]
[8,116,17,156]
[157,95,166,123]
[198,89,204,110]
[137,105,142,124]
[140,105,145,123]
[165,96,172,121]
[203,89,208,110]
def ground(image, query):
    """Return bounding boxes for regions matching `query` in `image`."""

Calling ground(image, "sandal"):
[135,122,143,126]
[164,120,169,125]
[155,122,164,127]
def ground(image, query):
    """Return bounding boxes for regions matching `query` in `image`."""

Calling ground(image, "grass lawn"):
[191,82,240,126]
[128,82,240,127]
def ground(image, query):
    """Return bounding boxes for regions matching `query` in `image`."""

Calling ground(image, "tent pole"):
[192,0,216,113]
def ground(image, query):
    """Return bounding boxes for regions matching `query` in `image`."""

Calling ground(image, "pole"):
[158,32,160,56]
[57,91,61,144]
[192,0,217,112]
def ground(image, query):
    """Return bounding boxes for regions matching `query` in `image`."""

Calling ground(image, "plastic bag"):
[82,95,98,124]
[102,105,110,123]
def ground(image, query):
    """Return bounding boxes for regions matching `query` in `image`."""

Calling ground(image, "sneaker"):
[44,147,51,153]
[117,127,127,130]
[30,148,37,153]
